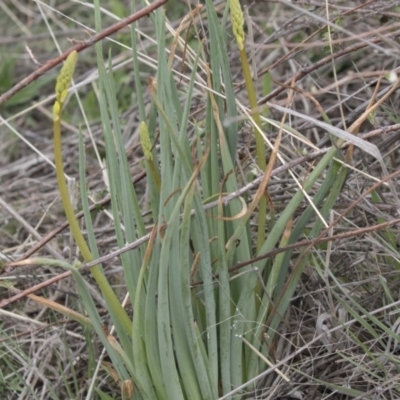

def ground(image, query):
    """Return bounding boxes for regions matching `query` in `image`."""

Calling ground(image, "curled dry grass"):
[1,0,400,399]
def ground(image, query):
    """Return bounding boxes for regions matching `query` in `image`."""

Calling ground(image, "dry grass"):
[1,0,400,399]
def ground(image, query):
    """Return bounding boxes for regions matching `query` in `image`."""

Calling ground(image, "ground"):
[1,1,400,399]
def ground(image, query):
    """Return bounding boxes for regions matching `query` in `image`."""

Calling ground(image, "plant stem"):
[53,116,132,335]
[240,48,267,252]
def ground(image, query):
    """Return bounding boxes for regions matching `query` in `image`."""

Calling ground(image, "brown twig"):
[1,144,397,308]
[190,168,400,289]
[2,120,398,273]
[2,170,146,272]
[269,215,400,270]
[265,168,400,328]
[258,29,400,105]
[0,0,169,106]
[0,270,72,308]
[190,216,400,289]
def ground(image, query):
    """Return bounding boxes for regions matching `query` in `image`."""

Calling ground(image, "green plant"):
[6,1,400,399]
[46,1,356,398]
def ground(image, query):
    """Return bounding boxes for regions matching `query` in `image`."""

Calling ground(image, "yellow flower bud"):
[139,121,153,161]
[52,101,61,122]
[230,0,245,51]
[55,50,78,105]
